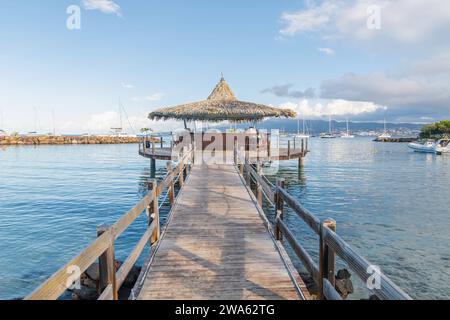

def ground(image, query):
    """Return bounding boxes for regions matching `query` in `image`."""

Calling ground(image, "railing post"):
[233,140,237,166]
[166,161,175,206]
[160,136,164,149]
[179,157,185,187]
[149,179,160,244]
[319,219,337,300]
[245,161,251,186]
[288,140,291,158]
[275,178,285,240]
[152,140,156,154]
[97,225,118,300]
[256,162,263,207]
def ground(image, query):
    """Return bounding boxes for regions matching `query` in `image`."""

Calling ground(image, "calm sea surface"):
[0,138,449,299]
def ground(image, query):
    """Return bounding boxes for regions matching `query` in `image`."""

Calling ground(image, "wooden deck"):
[139,147,307,161]
[135,164,306,300]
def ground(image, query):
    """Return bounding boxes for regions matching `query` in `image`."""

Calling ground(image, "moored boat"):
[436,138,450,154]
[408,140,436,153]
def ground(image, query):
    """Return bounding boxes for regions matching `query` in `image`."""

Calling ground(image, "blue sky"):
[1,0,450,133]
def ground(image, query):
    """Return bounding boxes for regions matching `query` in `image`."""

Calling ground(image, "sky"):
[1,0,450,134]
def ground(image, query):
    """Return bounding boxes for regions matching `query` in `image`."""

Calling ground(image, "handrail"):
[234,148,411,300]
[26,146,194,300]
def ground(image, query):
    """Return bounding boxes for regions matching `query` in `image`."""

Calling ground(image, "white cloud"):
[145,93,164,101]
[130,93,164,102]
[83,0,121,16]
[320,52,450,120]
[280,0,450,45]
[281,99,384,119]
[121,82,134,89]
[318,47,334,55]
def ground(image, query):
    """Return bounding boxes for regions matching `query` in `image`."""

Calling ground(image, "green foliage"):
[420,120,450,138]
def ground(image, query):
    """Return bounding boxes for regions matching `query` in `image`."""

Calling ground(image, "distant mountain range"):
[219,119,424,134]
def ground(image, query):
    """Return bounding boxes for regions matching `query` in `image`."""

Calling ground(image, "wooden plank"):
[323,279,342,300]
[136,164,306,300]
[98,284,114,300]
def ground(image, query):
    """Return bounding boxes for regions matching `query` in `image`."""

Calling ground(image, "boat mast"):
[329,115,332,134]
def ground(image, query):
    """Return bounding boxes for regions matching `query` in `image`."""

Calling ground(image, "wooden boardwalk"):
[136,164,305,300]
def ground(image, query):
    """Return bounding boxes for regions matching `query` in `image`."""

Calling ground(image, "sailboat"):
[378,117,391,139]
[341,118,355,138]
[295,118,310,139]
[321,116,337,138]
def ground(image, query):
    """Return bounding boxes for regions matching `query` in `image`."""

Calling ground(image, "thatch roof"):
[149,77,296,122]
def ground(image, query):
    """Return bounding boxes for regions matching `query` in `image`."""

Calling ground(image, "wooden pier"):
[134,164,306,300]
[25,146,411,301]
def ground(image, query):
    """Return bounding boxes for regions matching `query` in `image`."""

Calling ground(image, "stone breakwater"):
[0,135,141,146]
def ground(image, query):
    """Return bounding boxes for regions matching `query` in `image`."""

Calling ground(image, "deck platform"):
[135,164,306,300]
[139,147,307,162]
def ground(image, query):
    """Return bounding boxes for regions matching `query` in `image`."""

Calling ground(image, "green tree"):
[420,120,450,138]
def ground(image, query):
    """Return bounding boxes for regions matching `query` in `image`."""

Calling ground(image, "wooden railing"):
[26,147,194,300]
[139,134,174,154]
[234,148,412,300]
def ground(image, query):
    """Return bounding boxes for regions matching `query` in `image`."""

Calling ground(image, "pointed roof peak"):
[207,75,236,101]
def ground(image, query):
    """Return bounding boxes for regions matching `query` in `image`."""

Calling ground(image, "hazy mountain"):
[219,119,424,134]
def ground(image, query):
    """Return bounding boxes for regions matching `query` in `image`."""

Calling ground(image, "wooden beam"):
[97,226,118,300]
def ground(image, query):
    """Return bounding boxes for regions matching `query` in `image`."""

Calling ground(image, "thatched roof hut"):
[149,77,296,123]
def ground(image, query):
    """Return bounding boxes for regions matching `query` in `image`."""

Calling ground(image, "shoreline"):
[0,135,141,146]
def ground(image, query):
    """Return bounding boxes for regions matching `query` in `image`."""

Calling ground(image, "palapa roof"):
[149,77,296,122]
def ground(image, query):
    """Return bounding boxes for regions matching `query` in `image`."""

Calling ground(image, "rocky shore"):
[0,135,140,146]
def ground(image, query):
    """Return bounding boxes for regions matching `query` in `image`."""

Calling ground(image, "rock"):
[71,287,98,300]
[85,263,100,281]
[335,269,354,299]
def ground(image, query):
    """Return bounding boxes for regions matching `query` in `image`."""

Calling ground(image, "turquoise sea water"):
[0,138,449,299]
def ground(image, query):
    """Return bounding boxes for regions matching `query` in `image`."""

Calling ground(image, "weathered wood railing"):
[139,134,174,154]
[234,148,411,300]
[26,147,194,300]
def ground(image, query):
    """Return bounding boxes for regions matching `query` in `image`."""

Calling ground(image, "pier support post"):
[275,178,285,240]
[150,158,156,178]
[97,225,118,300]
[149,179,160,244]
[319,219,337,300]
[298,156,305,168]
[256,162,263,207]
[167,162,175,207]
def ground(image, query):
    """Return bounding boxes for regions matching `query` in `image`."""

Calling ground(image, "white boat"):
[321,116,337,138]
[408,140,436,153]
[341,118,355,138]
[295,119,310,139]
[378,117,391,139]
[436,138,450,154]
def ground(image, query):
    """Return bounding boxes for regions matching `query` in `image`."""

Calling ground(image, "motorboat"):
[321,133,337,139]
[408,140,436,153]
[436,138,450,154]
